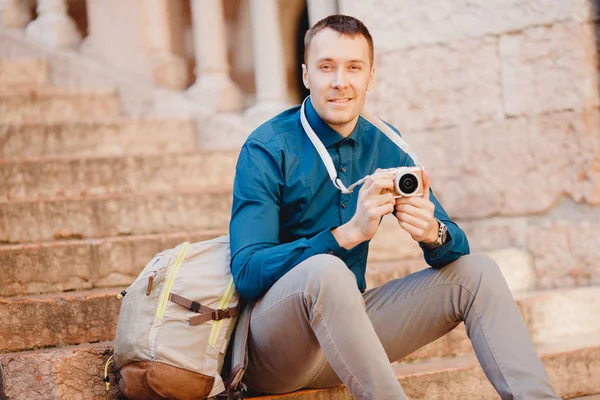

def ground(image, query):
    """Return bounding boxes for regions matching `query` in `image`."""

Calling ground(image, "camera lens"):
[398,173,418,194]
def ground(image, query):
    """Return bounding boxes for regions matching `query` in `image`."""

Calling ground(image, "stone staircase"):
[0,58,599,400]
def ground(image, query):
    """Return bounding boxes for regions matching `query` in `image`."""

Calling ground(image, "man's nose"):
[331,70,349,89]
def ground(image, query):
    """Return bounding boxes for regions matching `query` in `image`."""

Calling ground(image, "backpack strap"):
[169,292,239,326]
[227,303,254,400]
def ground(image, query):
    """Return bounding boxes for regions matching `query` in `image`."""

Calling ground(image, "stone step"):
[0,87,121,122]
[0,188,232,243]
[0,225,525,297]
[1,335,598,399]
[0,119,197,159]
[1,151,239,201]
[250,334,600,399]
[0,58,48,88]
[2,282,598,356]
[0,289,120,353]
[0,230,223,297]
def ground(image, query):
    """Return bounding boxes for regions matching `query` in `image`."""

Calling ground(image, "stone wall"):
[340,0,600,288]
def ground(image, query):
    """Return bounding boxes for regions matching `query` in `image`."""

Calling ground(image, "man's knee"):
[297,254,357,284]
[447,253,507,291]
[294,254,361,299]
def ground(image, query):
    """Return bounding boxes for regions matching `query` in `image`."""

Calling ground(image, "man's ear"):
[302,64,309,89]
[367,66,375,92]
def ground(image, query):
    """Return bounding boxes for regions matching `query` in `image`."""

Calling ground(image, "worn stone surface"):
[250,336,600,399]
[0,290,120,352]
[0,343,120,400]
[0,189,232,243]
[435,109,600,219]
[366,257,428,289]
[500,22,600,116]
[0,58,48,87]
[0,119,197,159]
[0,151,238,200]
[1,336,598,399]
[0,230,221,296]
[368,215,423,262]
[518,286,600,343]
[368,35,503,132]
[527,218,600,290]
[340,0,598,52]
[487,248,536,292]
[0,87,122,122]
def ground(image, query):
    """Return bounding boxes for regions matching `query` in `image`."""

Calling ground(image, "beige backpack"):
[108,235,252,400]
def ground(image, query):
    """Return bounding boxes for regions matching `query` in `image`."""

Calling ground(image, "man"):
[229,15,559,400]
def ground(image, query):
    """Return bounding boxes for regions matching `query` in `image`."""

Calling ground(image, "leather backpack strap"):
[227,302,254,400]
[169,292,238,326]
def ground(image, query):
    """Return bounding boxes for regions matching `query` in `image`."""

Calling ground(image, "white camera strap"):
[299,97,423,194]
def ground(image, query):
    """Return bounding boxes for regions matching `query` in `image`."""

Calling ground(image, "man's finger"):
[395,211,429,230]
[370,202,396,218]
[366,174,395,196]
[395,203,432,221]
[421,170,431,200]
[398,221,425,239]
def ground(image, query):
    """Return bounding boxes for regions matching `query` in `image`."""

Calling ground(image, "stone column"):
[188,0,243,113]
[26,0,81,48]
[245,0,291,123]
[142,0,189,90]
[0,0,32,28]
[307,0,338,26]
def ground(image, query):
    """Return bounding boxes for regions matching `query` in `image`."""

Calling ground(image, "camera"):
[374,166,424,198]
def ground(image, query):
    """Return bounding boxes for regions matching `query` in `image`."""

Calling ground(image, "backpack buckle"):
[190,301,201,313]
[213,308,228,321]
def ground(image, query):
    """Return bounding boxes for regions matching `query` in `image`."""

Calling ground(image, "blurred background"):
[0,0,599,399]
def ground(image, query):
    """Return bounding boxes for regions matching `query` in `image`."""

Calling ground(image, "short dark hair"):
[303,15,374,65]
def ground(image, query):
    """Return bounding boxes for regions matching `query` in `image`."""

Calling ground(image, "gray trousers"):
[242,254,560,400]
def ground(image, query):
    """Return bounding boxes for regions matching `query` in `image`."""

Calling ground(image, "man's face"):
[302,28,375,135]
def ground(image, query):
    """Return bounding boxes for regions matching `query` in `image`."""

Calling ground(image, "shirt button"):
[341,167,347,173]
[341,203,347,209]
[328,250,334,255]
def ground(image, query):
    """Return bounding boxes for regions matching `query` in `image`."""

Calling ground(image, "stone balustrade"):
[0,0,338,118]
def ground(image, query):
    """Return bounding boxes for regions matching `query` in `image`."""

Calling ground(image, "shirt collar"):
[305,96,360,148]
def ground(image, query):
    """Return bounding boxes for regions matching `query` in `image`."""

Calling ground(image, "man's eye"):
[321,65,333,71]
[350,65,361,71]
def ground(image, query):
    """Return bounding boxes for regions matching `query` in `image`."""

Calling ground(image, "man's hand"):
[332,170,396,249]
[394,170,438,244]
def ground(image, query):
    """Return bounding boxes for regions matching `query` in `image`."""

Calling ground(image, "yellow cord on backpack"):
[103,354,115,391]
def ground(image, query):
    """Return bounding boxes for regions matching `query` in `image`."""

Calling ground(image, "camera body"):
[374,166,424,198]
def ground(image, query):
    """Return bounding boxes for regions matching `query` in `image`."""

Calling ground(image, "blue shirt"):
[229,97,470,301]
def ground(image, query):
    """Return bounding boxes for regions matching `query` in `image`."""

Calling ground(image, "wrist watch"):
[422,219,449,249]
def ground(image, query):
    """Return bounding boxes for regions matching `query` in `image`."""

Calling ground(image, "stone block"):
[527,219,600,289]
[0,231,219,296]
[0,58,48,87]
[440,109,598,218]
[0,290,120,352]
[340,0,594,51]
[368,215,423,262]
[517,286,600,343]
[0,87,122,122]
[460,216,529,252]
[0,118,197,159]
[0,344,119,399]
[0,151,238,201]
[0,189,232,243]
[369,36,503,132]
[487,248,536,292]
[500,22,600,117]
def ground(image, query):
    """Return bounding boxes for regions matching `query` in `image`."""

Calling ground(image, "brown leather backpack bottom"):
[119,361,215,400]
